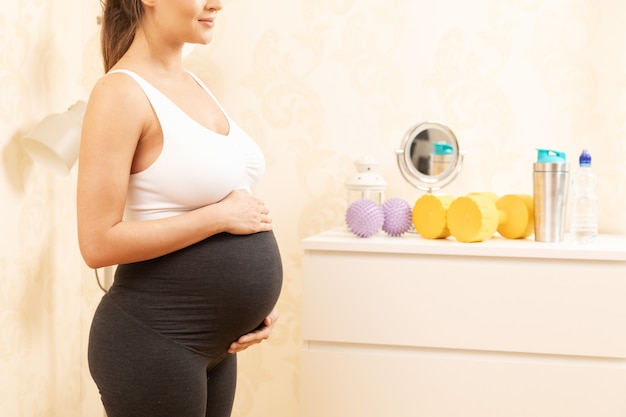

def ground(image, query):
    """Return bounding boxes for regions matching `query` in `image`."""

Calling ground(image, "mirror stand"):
[395,121,463,193]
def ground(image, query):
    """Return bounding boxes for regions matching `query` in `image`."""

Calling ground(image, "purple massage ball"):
[346,199,384,238]
[382,198,412,236]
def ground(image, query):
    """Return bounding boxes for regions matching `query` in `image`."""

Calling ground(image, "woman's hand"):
[228,307,279,354]
[220,189,273,235]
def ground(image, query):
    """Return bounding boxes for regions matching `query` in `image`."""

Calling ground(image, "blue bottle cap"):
[579,149,591,166]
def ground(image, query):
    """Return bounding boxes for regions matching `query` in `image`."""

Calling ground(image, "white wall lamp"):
[21,100,87,175]
[21,100,113,292]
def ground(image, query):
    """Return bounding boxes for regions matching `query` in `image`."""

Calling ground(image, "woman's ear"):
[141,0,156,7]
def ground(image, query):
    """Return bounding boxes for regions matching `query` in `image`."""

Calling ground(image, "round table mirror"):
[395,121,463,192]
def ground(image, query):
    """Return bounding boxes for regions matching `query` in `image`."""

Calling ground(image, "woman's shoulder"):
[95,68,143,90]
[90,69,149,108]
[84,70,154,134]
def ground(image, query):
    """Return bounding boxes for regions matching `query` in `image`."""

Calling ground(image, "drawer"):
[302,250,626,358]
[301,346,626,417]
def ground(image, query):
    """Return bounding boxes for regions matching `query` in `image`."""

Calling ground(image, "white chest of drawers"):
[301,229,626,417]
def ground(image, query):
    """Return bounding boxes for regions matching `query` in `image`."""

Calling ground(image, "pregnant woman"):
[76,1,282,416]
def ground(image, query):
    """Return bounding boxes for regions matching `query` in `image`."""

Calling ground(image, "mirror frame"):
[395,121,463,192]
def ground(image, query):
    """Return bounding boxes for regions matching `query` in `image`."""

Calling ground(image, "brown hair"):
[100,0,145,72]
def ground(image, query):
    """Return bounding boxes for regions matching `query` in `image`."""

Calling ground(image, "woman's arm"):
[77,74,271,269]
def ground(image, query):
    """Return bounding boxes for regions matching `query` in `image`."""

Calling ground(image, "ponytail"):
[100,0,144,72]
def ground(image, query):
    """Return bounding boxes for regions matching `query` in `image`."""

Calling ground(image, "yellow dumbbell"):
[447,193,534,242]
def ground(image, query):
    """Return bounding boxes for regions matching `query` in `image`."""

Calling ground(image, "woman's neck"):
[122,28,186,76]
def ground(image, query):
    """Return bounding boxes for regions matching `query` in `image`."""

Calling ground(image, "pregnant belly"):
[108,231,283,357]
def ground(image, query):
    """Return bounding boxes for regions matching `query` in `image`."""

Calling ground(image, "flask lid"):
[536,149,567,163]
[433,142,453,155]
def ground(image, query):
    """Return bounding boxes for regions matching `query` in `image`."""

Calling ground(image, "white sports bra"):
[108,69,265,221]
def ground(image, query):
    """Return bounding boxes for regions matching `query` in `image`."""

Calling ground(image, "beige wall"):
[2,1,626,416]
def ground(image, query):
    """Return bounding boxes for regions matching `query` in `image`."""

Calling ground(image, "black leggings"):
[88,295,237,417]
[88,232,283,417]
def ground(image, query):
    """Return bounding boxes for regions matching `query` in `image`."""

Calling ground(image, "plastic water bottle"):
[569,149,598,243]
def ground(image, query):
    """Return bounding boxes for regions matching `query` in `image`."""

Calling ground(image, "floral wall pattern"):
[1,1,626,416]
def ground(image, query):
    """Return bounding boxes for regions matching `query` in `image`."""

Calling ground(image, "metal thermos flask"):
[430,142,453,176]
[533,149,569,242]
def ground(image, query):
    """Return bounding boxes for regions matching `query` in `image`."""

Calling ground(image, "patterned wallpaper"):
[2,1,626,416]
